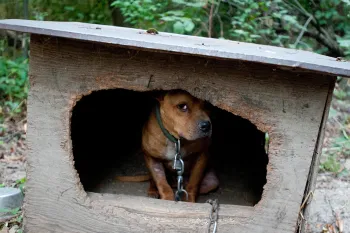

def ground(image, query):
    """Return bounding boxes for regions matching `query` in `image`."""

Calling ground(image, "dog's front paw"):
[148,190,160,199]
[160,192,175,201]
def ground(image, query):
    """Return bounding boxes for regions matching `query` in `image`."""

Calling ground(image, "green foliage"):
[264,132,269,154]
[320,155,341,173]
[333,89,348,100]
[0,207,23,233]
[227,1,302,45]
[111,0,166,28]
[30,0,112,24]
[15,178,26,194]
[0,207,20,215]
[111,0,203,34]
[321,87,350,175]
[110,0,350,56]
[0,56,28,119]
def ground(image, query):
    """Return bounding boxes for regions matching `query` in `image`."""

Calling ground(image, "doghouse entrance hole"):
[71,89,268,206]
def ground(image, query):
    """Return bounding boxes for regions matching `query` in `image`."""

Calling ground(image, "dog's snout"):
[199,121,211,133]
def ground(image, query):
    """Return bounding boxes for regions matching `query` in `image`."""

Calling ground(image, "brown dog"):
[142,90,219,202]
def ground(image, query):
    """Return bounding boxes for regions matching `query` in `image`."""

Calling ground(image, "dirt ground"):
[304,82,350,233]
[305,174,350,233]
[0,117,26,187]
[0,84,349,233]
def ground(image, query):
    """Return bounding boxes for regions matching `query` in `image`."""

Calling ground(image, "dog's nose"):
[199,121,211,133]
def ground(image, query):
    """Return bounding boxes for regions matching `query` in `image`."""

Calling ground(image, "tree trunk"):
[108,0,124,26]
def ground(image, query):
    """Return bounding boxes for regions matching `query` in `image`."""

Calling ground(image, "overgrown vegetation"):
[320,84,350,175]
[110,0,350,56]
[0,56,28,122]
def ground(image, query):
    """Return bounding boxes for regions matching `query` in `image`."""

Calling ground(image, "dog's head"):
[156,90,212,141]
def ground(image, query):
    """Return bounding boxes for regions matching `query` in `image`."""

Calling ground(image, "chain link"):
[206,199,219,233]
[173,139,188,201]
[172,141,219,231]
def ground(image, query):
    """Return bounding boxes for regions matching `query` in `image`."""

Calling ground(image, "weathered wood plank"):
[88,193,254,219]
[0,19,349,78]
[25,35,332,232]
[298,77,336,232]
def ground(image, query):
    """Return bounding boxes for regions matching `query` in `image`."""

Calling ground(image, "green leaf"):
[161,16,177,21]
[250,34,261,39]
[165,10,184,16]
[173,21,185,34]
[337,39,350,47]
[282,15,300,26]
[63,6,75,11]
[16,177,26,185]
[172,0,206,7]
[233,29,248,36]
[0,207,20,215]
[183,20,195,32]
[5,60,18,68]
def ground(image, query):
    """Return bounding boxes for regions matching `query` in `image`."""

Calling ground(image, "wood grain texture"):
[0,19,350,78]
[24,34,333,233]
[298,78,336,232]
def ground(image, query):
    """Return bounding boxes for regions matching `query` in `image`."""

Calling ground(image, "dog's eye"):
[177,103,188,112]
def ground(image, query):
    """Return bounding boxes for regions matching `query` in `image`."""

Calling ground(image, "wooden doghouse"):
[1,19,350,233]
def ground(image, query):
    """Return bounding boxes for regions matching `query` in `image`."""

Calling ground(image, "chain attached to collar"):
[173,139,188,201]
[155,102,188,201]
[207,199,219,233]
[155,102,218,229]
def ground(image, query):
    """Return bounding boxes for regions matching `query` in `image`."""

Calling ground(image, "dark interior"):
[71,89,268,206]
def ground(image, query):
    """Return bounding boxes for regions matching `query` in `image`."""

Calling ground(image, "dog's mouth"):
[179,132,212,142]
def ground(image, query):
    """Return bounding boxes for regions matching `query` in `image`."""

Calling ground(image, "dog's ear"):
[150,90,166,102]
[204,101,215,117]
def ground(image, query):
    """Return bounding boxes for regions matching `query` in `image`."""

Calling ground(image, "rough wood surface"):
[25,34,333,233]
[0,19,350,78]
[299,77,336,232]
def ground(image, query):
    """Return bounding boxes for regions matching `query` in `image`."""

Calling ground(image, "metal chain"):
[172,141,219,231]
[173,139,188,201]
[206,199,219,233]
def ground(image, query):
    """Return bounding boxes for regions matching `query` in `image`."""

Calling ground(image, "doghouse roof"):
[1,19,349,78]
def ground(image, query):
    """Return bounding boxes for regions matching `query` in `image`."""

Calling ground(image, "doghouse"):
[1,19,350,233]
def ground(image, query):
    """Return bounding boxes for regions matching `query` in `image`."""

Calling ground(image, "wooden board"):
[25,34,334,233]
[0,19,350,78]
[298,77,336,232]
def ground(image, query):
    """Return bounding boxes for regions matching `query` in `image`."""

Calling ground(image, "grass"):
[319,80,350,177]
[319,155,341,173]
